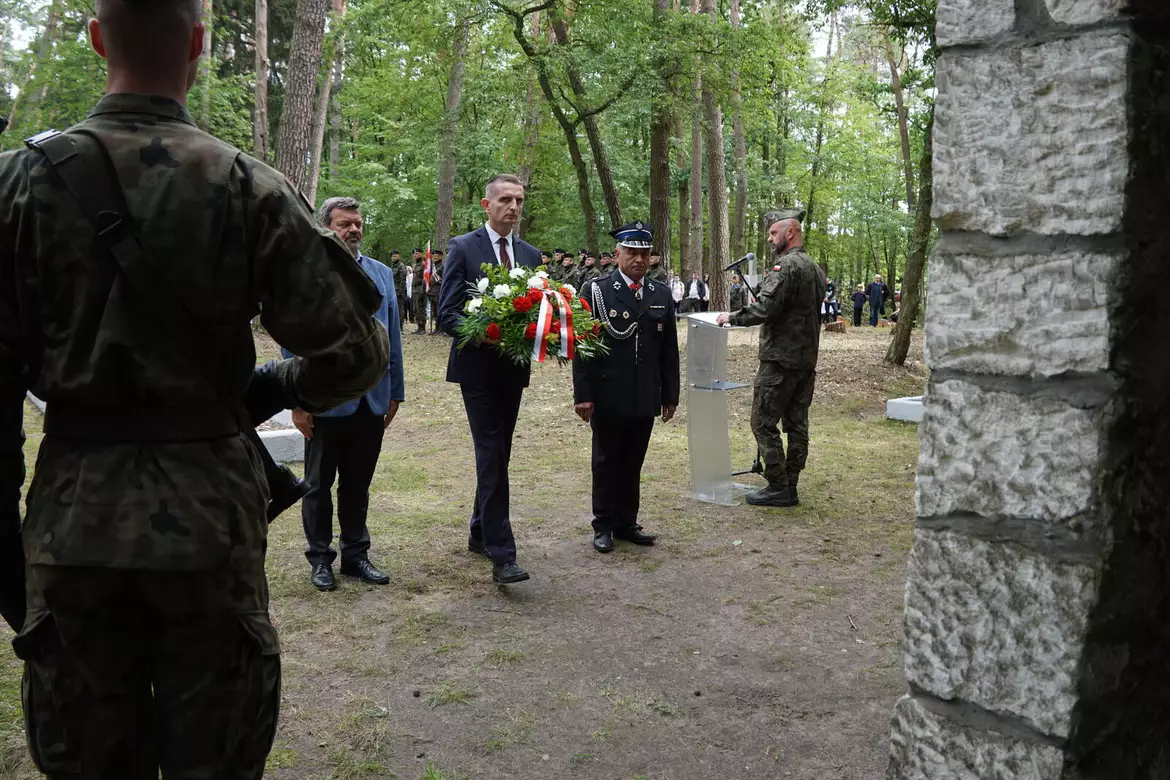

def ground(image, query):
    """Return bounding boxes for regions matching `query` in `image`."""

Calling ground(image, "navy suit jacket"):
[439,226,541,387]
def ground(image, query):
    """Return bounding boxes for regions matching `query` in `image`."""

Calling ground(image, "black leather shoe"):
[266,467,311,523]
[593,531,615,553]
[614,527,657,546]
[311,563,336,591]
[746,482,798,507]
[787,471,801,505]
[467,536,489,558]
[492,562,531,584]
[341,558,390,585]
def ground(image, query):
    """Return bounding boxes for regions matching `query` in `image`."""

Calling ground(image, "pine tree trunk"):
[253,0,270,160]
[730,0,748,259]
[701,0,728,310]
[649,0,673,266]
[886,106,934,366]
[199,0,213,128]
[886,38,915,210]
[434,16,471,252]
[676,116,689,277]
[550,12,622,229]
[805,13,836,262]
[274,0,330,193]
[516,11,543,240]
[307,0,345,206]
[687,0,703,278]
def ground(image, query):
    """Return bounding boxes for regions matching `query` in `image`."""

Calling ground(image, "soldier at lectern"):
[574,221,680,553]
[717,208,825,508]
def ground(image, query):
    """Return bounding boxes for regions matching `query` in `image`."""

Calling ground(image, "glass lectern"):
[686,312,752,505]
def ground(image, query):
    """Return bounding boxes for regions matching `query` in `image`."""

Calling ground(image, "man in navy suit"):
[438,174,539,584]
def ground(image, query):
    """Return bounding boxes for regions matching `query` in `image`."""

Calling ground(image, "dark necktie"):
[498,237,512,270]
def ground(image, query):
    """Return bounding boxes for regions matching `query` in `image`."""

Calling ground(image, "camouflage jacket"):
[0,93,388,571]
[646,265,668,284]
[729,245,826,372]
[411,260,427,297]
[390,260,408,297]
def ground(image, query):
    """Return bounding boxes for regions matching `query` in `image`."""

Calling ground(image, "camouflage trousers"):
[750,362,816,485]
[412,295,428,330]
[13,564,280,779]
[427,296,441,330]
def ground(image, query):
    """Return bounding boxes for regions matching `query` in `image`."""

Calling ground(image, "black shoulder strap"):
[25,129,225,394]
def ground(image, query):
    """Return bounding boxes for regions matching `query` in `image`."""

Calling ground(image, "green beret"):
[762,208,806,228]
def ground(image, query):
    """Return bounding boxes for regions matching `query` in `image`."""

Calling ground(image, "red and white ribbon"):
[530,289,575,363]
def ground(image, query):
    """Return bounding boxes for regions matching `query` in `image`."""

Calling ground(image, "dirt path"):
[4,326,924,780]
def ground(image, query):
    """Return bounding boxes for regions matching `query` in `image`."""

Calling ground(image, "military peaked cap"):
[609,220,653,249]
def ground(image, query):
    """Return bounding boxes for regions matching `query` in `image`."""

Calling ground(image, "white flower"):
[466,298,483,313]
[476,277,490,293]
[527,276,545,290]
[535,271,549,279]
[492,283,513,299]
[508,267,527,280]
[561,283,577,296]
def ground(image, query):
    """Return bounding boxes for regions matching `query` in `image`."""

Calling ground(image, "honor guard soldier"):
[427,248,445,334]
[573,221,680,553]
[389,249,409,327]
[647,250,668,283]
[579,252,601,286]
[412,248,428,333]
[718,208,825,507]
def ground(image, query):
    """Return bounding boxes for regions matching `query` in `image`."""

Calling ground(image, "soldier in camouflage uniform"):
[646,250,668,283]
[411,248,428,334]
[579,253,601,286]
[561,251,579,289]
[0,1,389,776]
[427,249,444,334]
[389,249,408,328]
[718,208,825,508]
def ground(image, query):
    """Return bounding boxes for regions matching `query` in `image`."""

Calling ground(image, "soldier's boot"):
[787,470,801,505]
[746,480,798,508]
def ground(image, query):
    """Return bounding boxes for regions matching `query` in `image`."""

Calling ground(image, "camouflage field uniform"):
[0,93,388,779]
[427,259,443,333]
[390,259,408,326]
[579,265,601,287]
[412,258,428,332]
[728,245,825,490]
[646,265,668,284]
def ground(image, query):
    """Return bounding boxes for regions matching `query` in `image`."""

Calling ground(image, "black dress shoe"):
[492,562,531,584]
[467,536,489,558]
[266,468,311,523]
[614,526,657,546]
[311,563,336,591]
[593,531,615,553]
[340,558,390,585]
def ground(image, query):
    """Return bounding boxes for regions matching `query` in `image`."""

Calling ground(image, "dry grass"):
[4,325,924,779]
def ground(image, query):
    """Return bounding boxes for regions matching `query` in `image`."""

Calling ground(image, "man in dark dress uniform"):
[573,221,680,553]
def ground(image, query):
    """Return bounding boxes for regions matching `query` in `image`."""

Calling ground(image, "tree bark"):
[307,0,346,206]
[701,0,728,310]
[675,116,689,276]
[274,0,330,193]
[199,0,213,128]
[649,0,673,265]
[550,10,623,229]
[805,12,836,265]
[516,11,543,239]
[886,38,915,210]
[329,61,342,178]
[886,106,934,365]
[495,0,599,254]
[730,0,748,259]
[434,16,471,252]
[253,0,270,160]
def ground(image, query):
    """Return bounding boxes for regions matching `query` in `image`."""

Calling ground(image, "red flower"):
[592,322,601,335]
[512,296,534,313]
[485,323,502,341]
[528,288,544,304]
[559,286,573,298]
[524,322,537,339]
[579,297,591,313]
[560,290,573,305]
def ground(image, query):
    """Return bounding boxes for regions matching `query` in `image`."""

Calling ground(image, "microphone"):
[724,252,754,272]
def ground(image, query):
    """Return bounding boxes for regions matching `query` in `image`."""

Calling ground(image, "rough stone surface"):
[917,379,1103,525]
[260,429,303,464]
[925,250,1119,376]
[936,0,1015,47]
[888,696,1065,779]
[1045,0,1126,26]
[903,529,1099,737]
[933,30,1129,236]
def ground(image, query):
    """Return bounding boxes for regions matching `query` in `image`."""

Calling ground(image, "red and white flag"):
[423,241,432,292]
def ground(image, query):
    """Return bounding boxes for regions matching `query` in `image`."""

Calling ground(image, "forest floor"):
[2,323,926,780]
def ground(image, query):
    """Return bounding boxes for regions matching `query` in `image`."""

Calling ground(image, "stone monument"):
[888,0,1170,777]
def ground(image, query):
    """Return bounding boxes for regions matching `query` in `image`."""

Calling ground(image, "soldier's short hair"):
[485,174,524,200]
[317,196,361,227]
[96,0,202,69]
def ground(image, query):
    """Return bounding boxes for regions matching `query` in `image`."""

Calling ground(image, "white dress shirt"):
[485,223,515,267]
